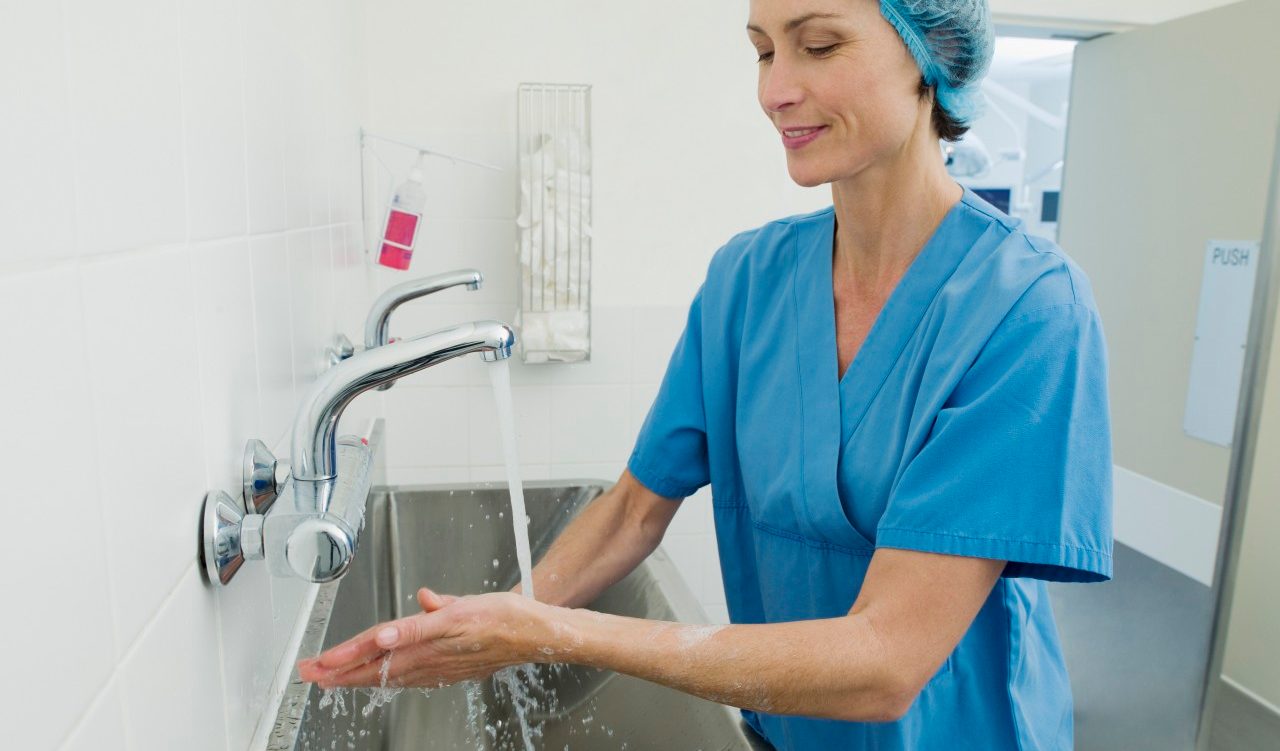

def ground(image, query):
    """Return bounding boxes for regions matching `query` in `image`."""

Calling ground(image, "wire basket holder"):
[515,83,593,363]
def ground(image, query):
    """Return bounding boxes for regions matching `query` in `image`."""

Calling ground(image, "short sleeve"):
[876,303,1114,583]
[626,287,711,501]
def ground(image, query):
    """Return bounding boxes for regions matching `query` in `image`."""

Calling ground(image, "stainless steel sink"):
[268,481,769,750]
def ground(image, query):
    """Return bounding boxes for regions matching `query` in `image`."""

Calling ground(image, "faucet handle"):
[202,490,247,586]
[286,518,355,582]
[243,439,288,514]
[327,334,356,368]
[201,490,265,586]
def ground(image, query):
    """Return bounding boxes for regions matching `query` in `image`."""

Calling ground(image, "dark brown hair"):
[919,79,969,143]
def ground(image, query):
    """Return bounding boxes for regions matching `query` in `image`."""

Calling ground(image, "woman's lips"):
[782,125,828,150]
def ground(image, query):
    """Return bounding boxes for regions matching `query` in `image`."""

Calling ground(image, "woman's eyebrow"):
[746,11,844,36]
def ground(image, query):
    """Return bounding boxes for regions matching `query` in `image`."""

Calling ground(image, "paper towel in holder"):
[516,83,592,363]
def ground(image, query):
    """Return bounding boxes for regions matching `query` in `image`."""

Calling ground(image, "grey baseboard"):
[1209,679,1280,751]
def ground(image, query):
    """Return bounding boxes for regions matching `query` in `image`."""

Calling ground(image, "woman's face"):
[747,0,930,188]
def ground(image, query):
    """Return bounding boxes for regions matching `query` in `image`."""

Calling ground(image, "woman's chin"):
[787,167,831,189]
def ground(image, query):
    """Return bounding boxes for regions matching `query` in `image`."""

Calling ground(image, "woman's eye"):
[806,44,838,57]
[756,51,774,63]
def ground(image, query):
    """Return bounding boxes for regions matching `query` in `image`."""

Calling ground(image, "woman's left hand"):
[297,587,571,689]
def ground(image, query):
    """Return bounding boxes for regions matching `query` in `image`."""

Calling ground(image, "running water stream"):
[486,359,546,750]
[488,359,535,601]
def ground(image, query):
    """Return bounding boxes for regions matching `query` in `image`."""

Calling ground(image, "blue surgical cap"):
[878,0,994,126]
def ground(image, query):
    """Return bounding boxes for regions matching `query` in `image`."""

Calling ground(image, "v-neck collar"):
[790,189,987,547]
[830,190,986,438]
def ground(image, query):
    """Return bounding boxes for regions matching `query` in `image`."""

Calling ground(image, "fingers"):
[309,661,378,688]
[301,617,419,677]
[312,650,404,688]
[376,609,454,651]
[297,588,463,684]
[313,642,467,689]
[417,587,457,613]
[312,628,387,672]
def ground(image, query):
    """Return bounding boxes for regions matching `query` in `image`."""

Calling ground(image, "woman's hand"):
[296,588,575,689]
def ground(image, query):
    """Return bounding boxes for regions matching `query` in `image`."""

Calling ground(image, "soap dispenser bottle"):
[378,156,427,270]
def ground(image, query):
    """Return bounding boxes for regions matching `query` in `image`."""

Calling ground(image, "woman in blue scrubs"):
[301,0,1113,748]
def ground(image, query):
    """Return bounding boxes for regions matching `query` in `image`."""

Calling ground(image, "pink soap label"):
[379,242,413,270]
[384,209,420,247]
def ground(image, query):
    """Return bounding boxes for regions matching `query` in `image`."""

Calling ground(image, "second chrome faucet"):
[329,268,485,386]
[201,268,514,588]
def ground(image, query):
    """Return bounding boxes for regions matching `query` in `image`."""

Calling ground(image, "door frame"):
[1195,113,1280,751]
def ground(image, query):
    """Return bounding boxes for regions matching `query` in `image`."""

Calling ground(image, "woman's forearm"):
[550,608,915,723]
[518,477,676,608]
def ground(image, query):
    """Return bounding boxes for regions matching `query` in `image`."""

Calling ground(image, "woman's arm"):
[564,548,1003,721]
[519,468,682,608]
[300,547,1004,723]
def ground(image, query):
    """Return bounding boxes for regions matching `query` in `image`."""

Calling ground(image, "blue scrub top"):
[627,188,1114,751]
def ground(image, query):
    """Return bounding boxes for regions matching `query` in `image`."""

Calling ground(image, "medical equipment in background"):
[945,80,1068,220]
[944,132,998,178]
[515,82,593,364]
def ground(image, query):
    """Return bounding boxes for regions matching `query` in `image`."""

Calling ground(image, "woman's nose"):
[759,59,803,114]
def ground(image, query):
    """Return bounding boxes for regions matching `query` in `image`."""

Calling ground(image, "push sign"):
[1184,240,1262,447]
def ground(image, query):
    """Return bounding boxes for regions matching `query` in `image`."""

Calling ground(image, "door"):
[1052,1,1280,748]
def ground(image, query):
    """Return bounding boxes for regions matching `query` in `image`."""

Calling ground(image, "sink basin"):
[268,481,768,750]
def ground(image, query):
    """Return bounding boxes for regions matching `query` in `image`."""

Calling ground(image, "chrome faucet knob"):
[327,334,356,368]
[243,439,285,514]
[201,490,246,586]
[286,518,354,582]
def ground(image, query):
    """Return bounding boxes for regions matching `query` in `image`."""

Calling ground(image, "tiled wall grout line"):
[174,0,193,245]
[115,560,202,750]
[72,265,125,663]
[52,675,119,751]
[56,0,81,263]
[175,6,236,730]
[0,221,363,279]
[52,560,200,751]
[56,264,126,751]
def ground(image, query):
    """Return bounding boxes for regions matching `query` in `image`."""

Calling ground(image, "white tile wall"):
[80,246,208,649]
[0,2,372,749]
[177,0,250,242]
[192,239,263,490]
[66,0,188,257]
[0,2,76,268]
[249,234,298,445]
[0,267,116,745]
[62,681,130,751]
[119,570,228,751]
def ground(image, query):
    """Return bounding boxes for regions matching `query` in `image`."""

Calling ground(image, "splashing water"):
[360,652,403,717]
[488,359,535,600]
[491,664,555,751]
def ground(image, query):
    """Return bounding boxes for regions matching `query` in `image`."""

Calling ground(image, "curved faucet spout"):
[293,318,515,482]
[364,269,484,350]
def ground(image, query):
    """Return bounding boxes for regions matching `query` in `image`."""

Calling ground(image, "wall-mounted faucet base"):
[201,490,247,586]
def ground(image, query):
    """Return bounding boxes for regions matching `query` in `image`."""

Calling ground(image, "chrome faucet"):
[365,269,483,350]
[202,319,516,586]
[327,269,484,370]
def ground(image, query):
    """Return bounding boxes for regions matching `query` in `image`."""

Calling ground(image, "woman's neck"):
[829,126,962,294]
